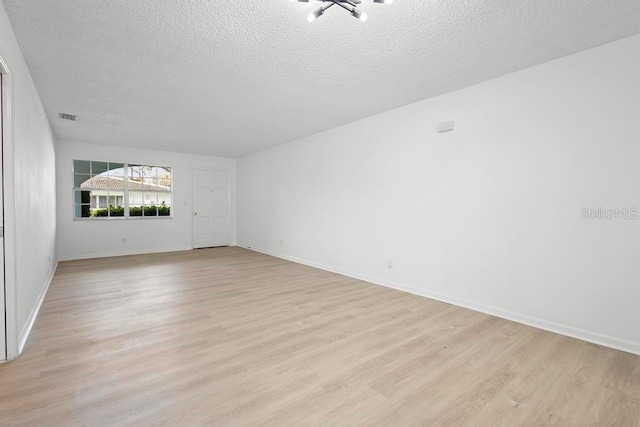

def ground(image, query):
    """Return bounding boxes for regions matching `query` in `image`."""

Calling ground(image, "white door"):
[1,74,6,361]
[192,169,230,249]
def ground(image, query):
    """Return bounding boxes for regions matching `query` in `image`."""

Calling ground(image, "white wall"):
[0,3,58,357]
[56,140,236,260]
[238,35,640,354]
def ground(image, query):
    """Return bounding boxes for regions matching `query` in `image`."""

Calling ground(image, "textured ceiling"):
[3,0,639,158]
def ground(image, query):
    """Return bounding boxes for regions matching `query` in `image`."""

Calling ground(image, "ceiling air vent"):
[59,113,78,121]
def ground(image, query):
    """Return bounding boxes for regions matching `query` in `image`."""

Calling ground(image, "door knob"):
[194,212,198,216]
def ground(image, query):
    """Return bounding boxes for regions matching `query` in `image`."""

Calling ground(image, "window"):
[73,160,172,219]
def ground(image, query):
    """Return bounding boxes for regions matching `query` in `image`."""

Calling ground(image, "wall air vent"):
[59,113,78,121]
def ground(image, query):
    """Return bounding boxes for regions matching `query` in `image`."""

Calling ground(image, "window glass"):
[92,161,109,175]
[73,160,91,174]
[73,160,172,219]
[74,174,91,188]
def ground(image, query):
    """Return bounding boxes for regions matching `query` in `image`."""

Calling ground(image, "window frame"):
[72,160,173,220]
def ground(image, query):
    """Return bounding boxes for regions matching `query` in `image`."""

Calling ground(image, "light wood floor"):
[0,247,638,426]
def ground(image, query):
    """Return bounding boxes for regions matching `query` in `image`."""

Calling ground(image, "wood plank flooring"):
[0,247,638,426]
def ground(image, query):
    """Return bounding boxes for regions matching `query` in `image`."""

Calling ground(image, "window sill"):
[73,216,174,221]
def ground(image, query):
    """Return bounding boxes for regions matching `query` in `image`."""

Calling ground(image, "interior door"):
[1,74,6,361]
[192,169,230,249]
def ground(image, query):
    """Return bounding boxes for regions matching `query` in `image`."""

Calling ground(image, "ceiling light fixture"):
[294,0,392,23]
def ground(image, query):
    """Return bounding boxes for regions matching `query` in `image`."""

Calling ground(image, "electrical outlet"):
[122,238,127,244]
[387,259,393,269]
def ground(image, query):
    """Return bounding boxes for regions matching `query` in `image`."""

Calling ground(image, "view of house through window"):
[73,160,172,219]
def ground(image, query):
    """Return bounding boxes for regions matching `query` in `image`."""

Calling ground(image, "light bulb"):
[308,8,323,22]
[351,8,367,22]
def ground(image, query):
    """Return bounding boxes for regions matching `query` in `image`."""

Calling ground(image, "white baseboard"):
[18,260,59,355]
[58,246,193,262]
[244,245,640,356]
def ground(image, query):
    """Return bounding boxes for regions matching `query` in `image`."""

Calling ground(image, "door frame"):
[191,168,231,249]
[0,55,18,361]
